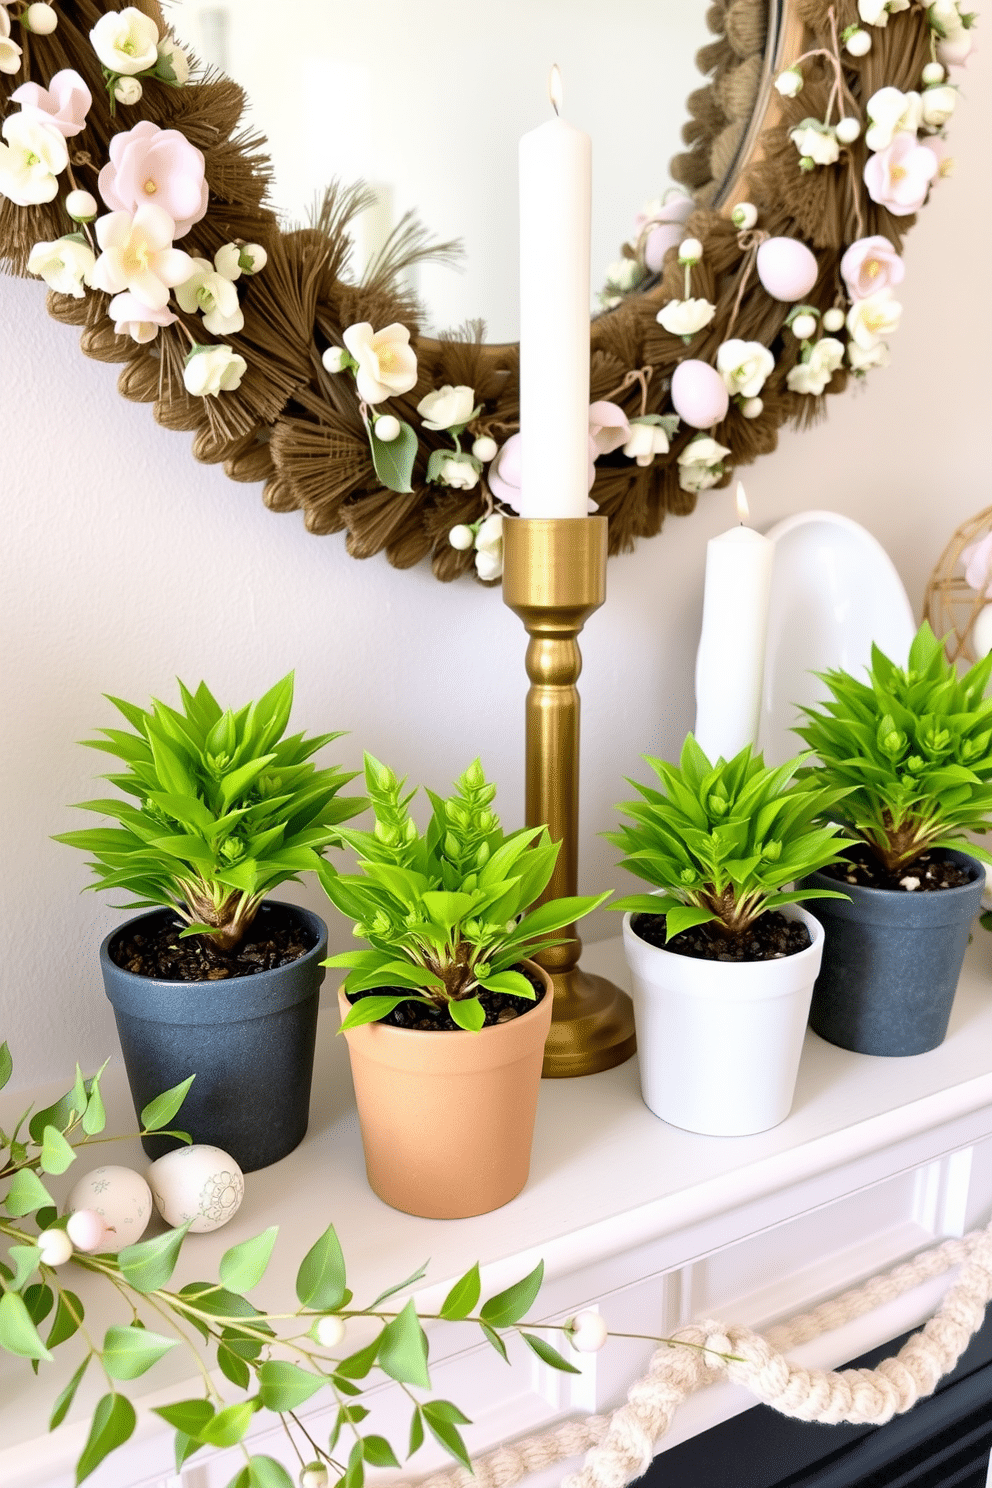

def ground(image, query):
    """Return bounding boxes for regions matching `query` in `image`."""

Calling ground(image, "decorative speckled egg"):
[671,360,729,430]
[756,237,819,303]
[148,1145,245,1233]
[65,1165,152,1254]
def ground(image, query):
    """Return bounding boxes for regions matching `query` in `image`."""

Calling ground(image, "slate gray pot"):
[101,903,327,1172]
[799,850,984,1056]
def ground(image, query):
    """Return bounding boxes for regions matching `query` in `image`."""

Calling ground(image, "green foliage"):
[606,735,852,940]
[321,756,609,1027]
[54,673,365,952]
[0,1042,610,1488]
[795,623,992,872]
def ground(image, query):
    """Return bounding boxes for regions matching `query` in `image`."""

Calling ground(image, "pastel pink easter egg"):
[671,360,729,429]
[756,237,819,302]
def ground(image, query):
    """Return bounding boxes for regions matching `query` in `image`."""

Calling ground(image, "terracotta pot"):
[338,964,553,1219]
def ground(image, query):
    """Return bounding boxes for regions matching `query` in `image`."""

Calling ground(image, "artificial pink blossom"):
[863,134,938,216]
[98,119,208,239]
[108,290,178,343]
[12,68,91,137]
[488,403,632,512]
[87,204,195,310]
[840,235,905,301]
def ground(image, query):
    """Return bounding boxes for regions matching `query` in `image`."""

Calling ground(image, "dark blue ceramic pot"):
[100,903,327,1172]
[798,850,984,1056]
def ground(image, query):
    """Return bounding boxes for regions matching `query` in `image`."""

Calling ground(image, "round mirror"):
[169,0,762,340]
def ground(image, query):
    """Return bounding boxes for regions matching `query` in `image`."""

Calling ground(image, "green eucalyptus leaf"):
[8,1245,42,1292]
[362,1435,401,1468]
[378,1298,431,1388]
[296,1223,347,1309]
[102,1323,177,1380]
[49,1355,89,1430]
[140,1075,195,1131]
[217,1341,251,1388]
[153,1398,216,1437]
[521,1332,582,1373]
[0,1042,11,1090]
[409,1405,426,1457]
[219,1226,278,1295]
[40,1124,76,1175]
[198,1399,260,1448]
[422,1402,472,1468]
[22,1283,54,1327]
[117,1222,190,1293]
[366,1259,430,1309]
[369,418,418,494]
[47,1289,84,1349]
[247,1459,295,1488]
[4,1168,55,1216]
[439,1262,481,1321]
[75,1393,137,1483]
[257,1359,325,1410]
[480,1260,544,1328]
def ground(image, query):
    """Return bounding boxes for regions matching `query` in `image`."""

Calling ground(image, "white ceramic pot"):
[622,904,824,1136]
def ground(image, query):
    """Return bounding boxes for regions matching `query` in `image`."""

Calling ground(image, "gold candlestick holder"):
[502,515,636,1078]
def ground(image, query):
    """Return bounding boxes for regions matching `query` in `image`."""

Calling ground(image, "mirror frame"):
[0,0,957,583]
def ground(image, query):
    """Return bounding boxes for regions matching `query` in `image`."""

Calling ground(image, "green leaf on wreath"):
[369,418,417,494]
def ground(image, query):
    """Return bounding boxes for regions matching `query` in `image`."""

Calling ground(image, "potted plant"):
[794,623,991,1056]
[606,737,851,1136]
[318,756,608,1218]
[54,673,365,1171]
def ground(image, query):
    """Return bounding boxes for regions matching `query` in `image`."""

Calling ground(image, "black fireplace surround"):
[643,1308,992,1488]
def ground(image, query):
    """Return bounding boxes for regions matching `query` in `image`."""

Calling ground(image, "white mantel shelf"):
[4,930,992,1488]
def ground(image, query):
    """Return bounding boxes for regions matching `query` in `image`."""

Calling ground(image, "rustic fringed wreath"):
[0,0,972,583]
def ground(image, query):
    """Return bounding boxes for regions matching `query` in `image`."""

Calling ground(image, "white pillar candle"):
[694,484,775,762]
[518,67,591,518]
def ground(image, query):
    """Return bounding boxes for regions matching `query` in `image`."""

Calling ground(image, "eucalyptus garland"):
[0,0,972,584]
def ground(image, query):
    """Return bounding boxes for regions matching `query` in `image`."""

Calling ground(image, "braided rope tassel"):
[393,1216,992,1488]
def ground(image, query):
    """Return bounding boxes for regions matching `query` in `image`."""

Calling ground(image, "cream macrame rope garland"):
[396,1217,992,1488]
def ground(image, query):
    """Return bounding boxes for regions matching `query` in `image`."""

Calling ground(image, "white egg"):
[671,360,729,430]
[756,238,819,303]
[65,1165,152,1254]
[148,1145,245,1233]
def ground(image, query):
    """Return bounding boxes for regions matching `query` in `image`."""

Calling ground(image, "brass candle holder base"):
[502,515,636,1078]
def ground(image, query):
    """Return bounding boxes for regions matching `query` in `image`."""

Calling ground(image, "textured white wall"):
[1,42,988,1091]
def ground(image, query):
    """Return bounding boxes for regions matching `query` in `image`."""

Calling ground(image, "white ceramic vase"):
[622,904,824,1137]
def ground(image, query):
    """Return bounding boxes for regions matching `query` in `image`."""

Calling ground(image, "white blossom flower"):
[605,257,643,293]
[156,37,190,86]
[0,114,68,205]
[474,513,504,581]
[656,297,716,338]
[342,321,418,404]
[113,76,143,107]
[921,85,957,128]
[183,344,247,397]
[66,188,98,221]
[922,61,946,85]
[716,339,775,398]
[775,68,803,98]
[87,204,195,310]
[623,419,671,467]
[790,120,840,167]
[213,243,243,280]
[865,88,923,151]
[929,0,974,59]
[434,454,480,490]
[27,235,95,297]
[417,384,476,431]
[175,257,244,334]
[847,339,891,371]
[108,289,178,342]
[0,36,22,76]
[846,289,902,349]
[25,4,57,34]
[90,8,160,76]
[786,337,845,395]
[859,0,909,22]
[677,435,731,493]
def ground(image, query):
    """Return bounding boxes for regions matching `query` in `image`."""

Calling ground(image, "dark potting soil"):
[109,904,316,981]
[820,845,975,893]
[346,963,547,1031]
[631,910,811,963]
